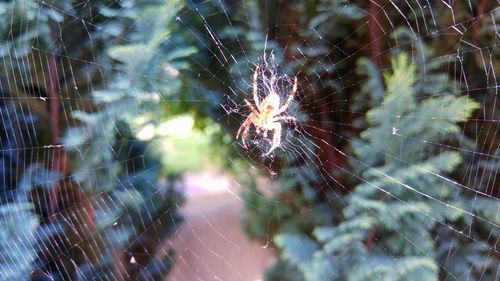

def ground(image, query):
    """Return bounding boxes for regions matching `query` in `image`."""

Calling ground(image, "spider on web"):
[236,65,297,155]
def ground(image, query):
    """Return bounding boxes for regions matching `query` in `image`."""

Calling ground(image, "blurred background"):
[0,0,498,280]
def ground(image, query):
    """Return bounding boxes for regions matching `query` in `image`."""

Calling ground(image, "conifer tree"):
[0,1,190,279]
[270,53,483,281]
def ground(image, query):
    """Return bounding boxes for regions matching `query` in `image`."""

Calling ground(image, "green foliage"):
[2,0,498,280]
[61,0,189,279]
[0,202,38,281]
[0,88,60,280]
[175,1,499,280]
[0,87,35,280]
[0,0,59,59]
[1,0,191,279]
[274,233,340,281]
[353,58,385,112]
[172,1,499,280]
[267,53,482,281]
[357,53,479,164]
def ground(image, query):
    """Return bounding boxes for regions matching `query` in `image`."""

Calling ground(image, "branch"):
[472,0,488,45]
[368,0,385,69]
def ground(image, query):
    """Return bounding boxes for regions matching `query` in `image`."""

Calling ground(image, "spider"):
[236,65,297,155]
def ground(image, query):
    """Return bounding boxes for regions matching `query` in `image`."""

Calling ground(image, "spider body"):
[253,93,279,132]
[236,66,297,155]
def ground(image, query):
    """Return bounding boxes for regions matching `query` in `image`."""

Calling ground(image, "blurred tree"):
[0,2,66,279]
[269,53,493,281]
[0,0,192,280]
[0,84,54,281]
[1,0,498,280]
[61,0,192,278]
[192,1,498,280]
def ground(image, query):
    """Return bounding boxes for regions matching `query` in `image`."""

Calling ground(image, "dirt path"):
[166,172,274,281]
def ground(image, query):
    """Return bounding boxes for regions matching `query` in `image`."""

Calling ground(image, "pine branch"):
[472,0,489,45]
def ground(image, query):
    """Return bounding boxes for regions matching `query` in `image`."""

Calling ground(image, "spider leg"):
[252,65,260,107]
[240,119,252,149]
[237,114,254,149]
[236,115,252,140]
[277,76,297,114]
[274,115,296,122]
[264,122,282,156]
[244,99,260,116]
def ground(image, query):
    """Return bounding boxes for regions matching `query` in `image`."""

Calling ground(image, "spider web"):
[0,0,499,281]
[175,3,499,280]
